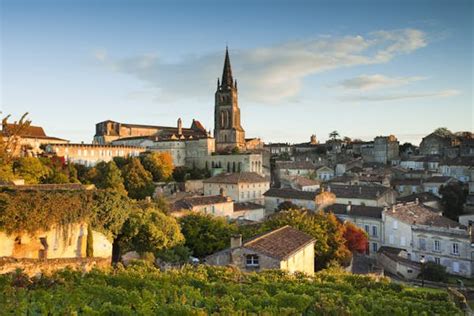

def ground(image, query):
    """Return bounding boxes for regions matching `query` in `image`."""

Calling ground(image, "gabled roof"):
[203,172,269,184]
[328,204,383,219]
[233,202,264,212]
[172,195,231,211]
[263,188,317,201]
[324,184,393,200]
[243,226,315,260]
[386,203,462,228]
[424,176,455,184]
[396,192,441,203]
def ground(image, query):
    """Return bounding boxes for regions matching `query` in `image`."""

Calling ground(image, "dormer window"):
[246,254,259,267]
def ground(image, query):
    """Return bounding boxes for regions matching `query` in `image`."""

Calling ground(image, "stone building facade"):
[205,226,315,275]
[45,143,146,166]
[203,172,270,204]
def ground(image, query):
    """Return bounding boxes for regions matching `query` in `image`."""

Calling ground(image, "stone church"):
[87,48,263,170]
[214,47,262,152]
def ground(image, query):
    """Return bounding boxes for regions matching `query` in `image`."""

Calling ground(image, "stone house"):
[396,192,442,210]
[391,179,424,197]
[205,226,316,275]
[233,202,266,222]
[282,176,320,192]
[329,204,384,256]
[171,194,234,218]
[203,172,269,204]
[2,121,69,157]
[377,246,421,279]
[315,166,335,181]
[439,157,473,183]
[264,188,317,211]
[419,133,455,157]
[382,202,473,277]
[324,184,397,207]
[423,176,457,197]
[275,161,317,184]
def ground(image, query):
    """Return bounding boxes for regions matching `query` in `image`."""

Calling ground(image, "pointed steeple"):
[221,46,234,89]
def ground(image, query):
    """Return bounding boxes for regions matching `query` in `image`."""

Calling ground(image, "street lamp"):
[420,257,427,287]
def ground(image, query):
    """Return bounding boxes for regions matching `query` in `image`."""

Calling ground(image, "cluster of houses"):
[2,48,473,280]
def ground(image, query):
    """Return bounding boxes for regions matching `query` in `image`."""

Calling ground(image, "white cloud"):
[96,28,429,104]
[341,89,460,102]
[336,74,427,91]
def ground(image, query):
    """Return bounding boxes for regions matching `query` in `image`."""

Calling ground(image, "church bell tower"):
[214,47,246,152]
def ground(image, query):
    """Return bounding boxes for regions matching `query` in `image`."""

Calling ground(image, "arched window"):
[232,162,236,172]
[224,134,227,142]
[220,111,225,127]
[227,162,231,172]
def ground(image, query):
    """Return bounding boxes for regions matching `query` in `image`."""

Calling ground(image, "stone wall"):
[0,256,111,276]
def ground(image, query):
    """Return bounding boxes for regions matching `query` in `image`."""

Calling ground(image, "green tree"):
[329,130,340,141]
[13,157,50,184]
[440,183,468,220]
[86,225,94,258]
[141,152,174,182]
[122,158,155,200]
[263,209,351,269]
[0,163,15,183]
[179,213,238,258]
[422,262,448,282]
[91,190,132,239]
[119,207,184,254]
[433,127,453,137]
[277,201,301,212]
[95,161,127,195]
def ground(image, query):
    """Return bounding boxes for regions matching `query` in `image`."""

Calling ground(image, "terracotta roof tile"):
[244,226,315,260]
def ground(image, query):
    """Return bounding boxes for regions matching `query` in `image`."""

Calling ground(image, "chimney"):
[177,118,183,135]
[230,234,242,249]
[392,205,396,213]
[346,202,352,213]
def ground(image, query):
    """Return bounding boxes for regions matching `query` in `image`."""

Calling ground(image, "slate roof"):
[328,204,383,219]
[263,188,317,201]
[440,157,474,167]
[203,172,269,184]
[172,195,231,211]
[276,161,316,170]
[324,184,393,200]
[424,176,454,184]
[243,226,315,260]
[387,203,462,228]
[233,202,264,212]
[396,192,441,203]
[391,179,423,186]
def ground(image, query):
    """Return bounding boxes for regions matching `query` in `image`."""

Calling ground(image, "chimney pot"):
[230,234,242,248]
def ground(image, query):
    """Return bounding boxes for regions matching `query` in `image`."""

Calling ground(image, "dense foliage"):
[440,183,468,220]
[141,152,174,182]
[0,265,461,315]
[260,210,355,269]
[0,190,93,234]
[122,158,155,200]
[179,213,238,258]
[422,262,449,283]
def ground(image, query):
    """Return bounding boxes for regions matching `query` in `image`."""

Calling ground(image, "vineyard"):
[0,264,462,315]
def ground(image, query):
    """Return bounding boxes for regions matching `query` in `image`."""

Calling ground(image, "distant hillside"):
[0,264,461,315]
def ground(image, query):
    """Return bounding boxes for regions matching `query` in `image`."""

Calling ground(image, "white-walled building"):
[203,172,269,204]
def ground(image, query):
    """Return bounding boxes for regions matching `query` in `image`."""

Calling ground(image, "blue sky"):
[1,0,472,145]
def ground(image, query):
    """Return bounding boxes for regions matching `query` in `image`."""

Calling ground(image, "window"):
[452,243,459,255]
[400,236,406,246]
[372,226,378,237]
[434,240,441,252]
[453,261,460,273]
[364,225,369,234]
[246,254,259,267]
[419,238,426,250]
[435,257,440,265]
[393,220,398,230]
[372,242,378,253]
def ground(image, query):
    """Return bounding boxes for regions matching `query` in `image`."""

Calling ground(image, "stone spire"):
[221,46,234,89]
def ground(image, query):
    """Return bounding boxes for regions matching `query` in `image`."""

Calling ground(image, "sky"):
[1,0,472,145]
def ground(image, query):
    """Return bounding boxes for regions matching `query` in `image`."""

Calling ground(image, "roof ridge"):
[244,225,290,246]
